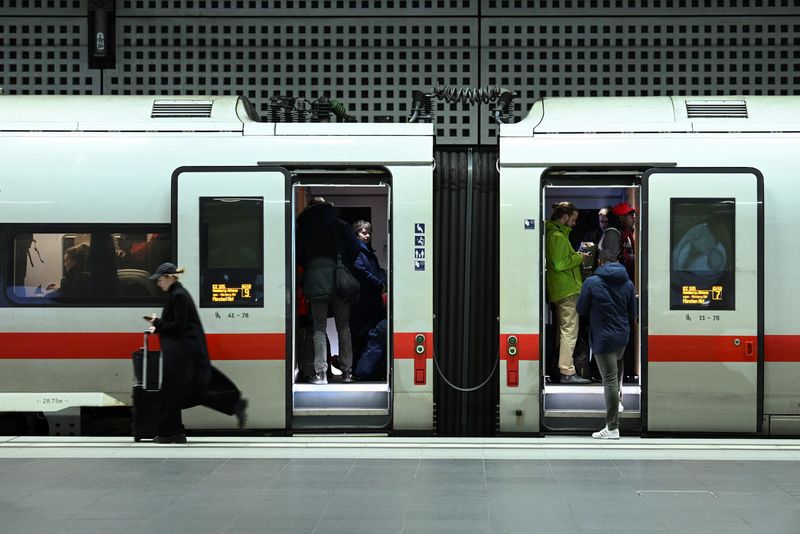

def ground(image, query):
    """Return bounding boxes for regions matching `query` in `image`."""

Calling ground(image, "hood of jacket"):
[298,203,336,229]
[545,219,572,237]
[594,261,630,285]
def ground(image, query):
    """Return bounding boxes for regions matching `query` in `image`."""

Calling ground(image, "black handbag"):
[335,253,360,301]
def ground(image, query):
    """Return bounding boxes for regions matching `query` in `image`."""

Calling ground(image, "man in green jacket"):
[545,202,591,384]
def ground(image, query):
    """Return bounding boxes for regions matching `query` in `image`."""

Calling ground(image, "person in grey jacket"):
[296,197,361,384]
[576,251,637,439]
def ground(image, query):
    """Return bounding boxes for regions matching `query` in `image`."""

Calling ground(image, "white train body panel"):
[0,96,434,432]
[499,96,800,435]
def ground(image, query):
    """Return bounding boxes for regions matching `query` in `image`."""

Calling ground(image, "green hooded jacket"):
[545,219,584,302]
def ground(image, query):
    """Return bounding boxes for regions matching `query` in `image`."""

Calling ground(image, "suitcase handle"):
[141,331,163,391]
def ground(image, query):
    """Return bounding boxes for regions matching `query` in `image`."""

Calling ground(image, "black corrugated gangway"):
[432,147,500,436]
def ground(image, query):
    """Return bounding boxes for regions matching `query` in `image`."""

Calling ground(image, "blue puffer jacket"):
[576,262,637,354]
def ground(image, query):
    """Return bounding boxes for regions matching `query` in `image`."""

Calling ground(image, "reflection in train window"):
[8,229,171,304]
[670,198,735,310]
[199,197,264,308]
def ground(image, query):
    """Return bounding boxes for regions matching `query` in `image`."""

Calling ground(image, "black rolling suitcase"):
[131,332,163,442]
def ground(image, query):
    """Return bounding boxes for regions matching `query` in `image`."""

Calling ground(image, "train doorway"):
[541,170,642,433]
[291,177,391,430]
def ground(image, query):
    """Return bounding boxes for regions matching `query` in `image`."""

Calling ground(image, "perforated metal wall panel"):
[118,0,477,16]
[0,6,798,142]
[102,18,478,143]
[481,0,799,16]
[480,17,800,139]
[0,0,82,16]
[0,16,99,94]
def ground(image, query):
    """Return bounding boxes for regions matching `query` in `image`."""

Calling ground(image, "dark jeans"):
[594,346,625,431]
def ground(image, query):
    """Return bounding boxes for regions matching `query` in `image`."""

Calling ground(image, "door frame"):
[287,173,395,431]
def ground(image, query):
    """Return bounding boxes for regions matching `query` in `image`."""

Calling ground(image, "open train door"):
[173,166,290,430]
[642,167,763,434]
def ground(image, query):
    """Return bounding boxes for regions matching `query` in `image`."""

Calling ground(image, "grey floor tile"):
[0,514,61,534]
[402,519,491,533]
[13,488,107,517]
[71,493,178,520]
[224,517,318,533]
[237,496,327,521]
[315,518,404,534]
[144,518,233,534]
[51,518,150,534]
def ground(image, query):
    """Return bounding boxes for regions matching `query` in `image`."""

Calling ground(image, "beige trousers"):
[555,294,579,376]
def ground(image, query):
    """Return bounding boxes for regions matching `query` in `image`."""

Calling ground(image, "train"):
[0,94,798,437]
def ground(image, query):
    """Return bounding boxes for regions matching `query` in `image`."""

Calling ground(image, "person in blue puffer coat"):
[349,220,387,368]
[576,252,637,440]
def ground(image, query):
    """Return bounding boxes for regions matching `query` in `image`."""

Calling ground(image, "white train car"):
[499,96,800,436]
[0,96,435,434]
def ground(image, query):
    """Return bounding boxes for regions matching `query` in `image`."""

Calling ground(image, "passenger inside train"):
[9,230,171,301]
[291,183,392,428]
[543,182,641,428]
[45,242,90,297]
[293,185,391,387]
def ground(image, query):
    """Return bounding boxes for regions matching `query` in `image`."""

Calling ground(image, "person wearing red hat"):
[610,202,636,281]
[608,202,638,383]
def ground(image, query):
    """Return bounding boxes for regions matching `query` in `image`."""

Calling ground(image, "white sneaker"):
[592,426,620,440]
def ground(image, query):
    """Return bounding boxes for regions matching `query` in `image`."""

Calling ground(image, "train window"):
[670,198,735,310]
[8,229,171,304]
[199,197,264,308]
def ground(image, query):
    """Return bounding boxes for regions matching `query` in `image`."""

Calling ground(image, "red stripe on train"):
[648,335,757,363]
[0,332,285,360]
[0,332,798,362]
[649,334,800,363]
[764,335,800,362]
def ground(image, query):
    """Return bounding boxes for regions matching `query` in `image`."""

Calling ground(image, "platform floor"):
[1,436,799,534]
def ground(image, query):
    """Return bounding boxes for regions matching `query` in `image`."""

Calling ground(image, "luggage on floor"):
[354,319,387,381]
[296,320,316,380]
[132,332,162,441]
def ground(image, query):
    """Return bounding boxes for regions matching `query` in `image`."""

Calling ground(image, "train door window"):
[670,198,735,310]
[291,180,391,428]
[541,173,643,432]
[198,197,264,308]
[8,228,171,304]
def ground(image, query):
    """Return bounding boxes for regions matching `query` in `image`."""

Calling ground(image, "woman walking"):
[146,262,247,443]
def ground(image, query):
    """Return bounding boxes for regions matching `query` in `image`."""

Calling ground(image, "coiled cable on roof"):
[408,84,516,124]
[432,84,507,106]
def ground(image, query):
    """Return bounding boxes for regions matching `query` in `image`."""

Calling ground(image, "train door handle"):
[744,340,754,357]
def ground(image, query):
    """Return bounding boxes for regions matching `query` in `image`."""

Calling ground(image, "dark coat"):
[59,268,90,297]
[296,203,360,300]
[153,282,212,407]
[350,240,387,340]
[576,262,636,354]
